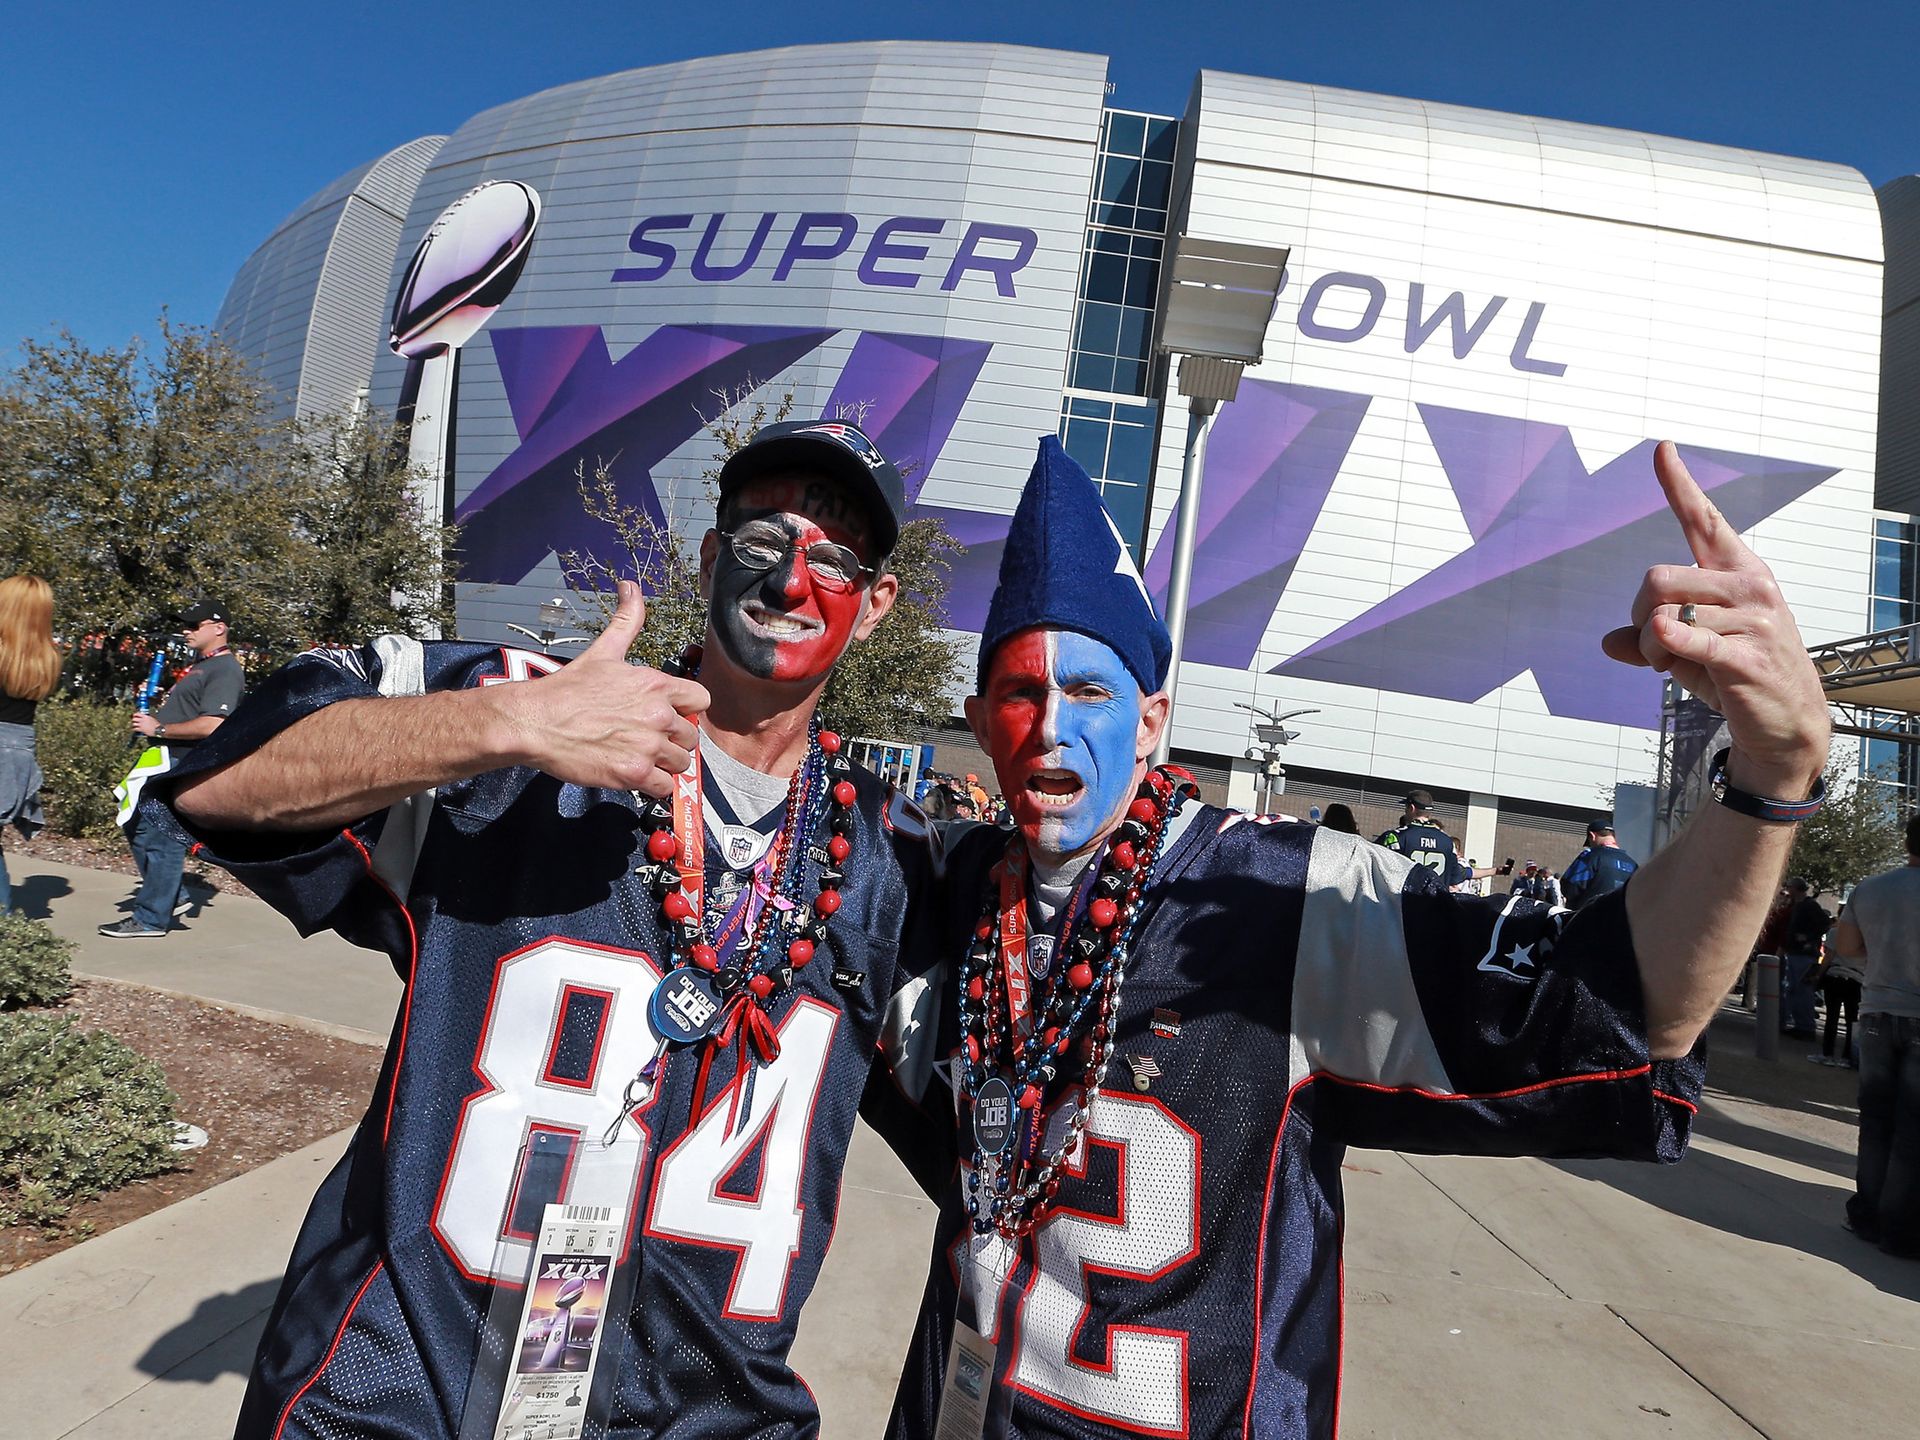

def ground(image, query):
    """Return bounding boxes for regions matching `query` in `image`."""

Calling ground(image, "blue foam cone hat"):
[977,436,1171,694]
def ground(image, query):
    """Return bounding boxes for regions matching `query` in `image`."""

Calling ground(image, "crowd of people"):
[0,576,243,932]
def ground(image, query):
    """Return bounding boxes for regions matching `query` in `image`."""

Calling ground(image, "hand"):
[1601,442,1830,794]
[486,581,709,797]
[131,712,161,737]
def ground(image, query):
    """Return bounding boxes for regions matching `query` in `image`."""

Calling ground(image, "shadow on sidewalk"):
[135,1276,278,1382]
[1555,1133,1920,1306]
[9,873,72,920]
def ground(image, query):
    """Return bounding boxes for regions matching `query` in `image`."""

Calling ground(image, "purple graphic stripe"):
[825,333,991,506]
[457,324,834,584]
[1277,413,1836,728]
[1140,379,1370,668]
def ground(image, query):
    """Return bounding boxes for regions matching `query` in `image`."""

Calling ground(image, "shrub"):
[0,1011,178,1227]
[0,912,73,1008]
[34,696,136,840]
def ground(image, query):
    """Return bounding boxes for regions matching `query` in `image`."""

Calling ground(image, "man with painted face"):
[877,437,1831,1440]
[146,421,944,1440]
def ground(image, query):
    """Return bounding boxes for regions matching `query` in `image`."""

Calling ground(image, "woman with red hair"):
[0,575,60,914]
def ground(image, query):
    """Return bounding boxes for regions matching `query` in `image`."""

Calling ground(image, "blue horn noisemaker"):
[977,436,1172,694]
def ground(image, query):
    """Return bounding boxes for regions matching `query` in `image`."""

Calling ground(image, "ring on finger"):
[1677,603,1697,627]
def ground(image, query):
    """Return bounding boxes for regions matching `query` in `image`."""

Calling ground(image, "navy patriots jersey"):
[1373,819,1470,887]
[878,806,1703,1440]
[147,637,940,1440]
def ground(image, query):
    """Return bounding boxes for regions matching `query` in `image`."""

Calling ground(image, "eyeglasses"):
[718,523,873,593]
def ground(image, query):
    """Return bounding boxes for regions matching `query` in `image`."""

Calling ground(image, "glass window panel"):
[1072,352,1117,392]
[1878,518,1906,541]
[1875,544,1903,598]
[1079,302,1122,355]
[1092,230,1131,254]
[1099,477,1151,557]
[1124,258,1161,308]
[1117,305,1153,358]
[1132,235,1163,261]
[1068,397,1110,420]
[1105,414,1155,485]
[1144,118,1177,163]
[1138,161,1173,209]
[1873,597,1905,630]
[1107,112,1146,156]
[1134,206,1168,235]
[1112,357,1148,394]
[1100,156,1142,207]
[1085,251,1129,305]
[1866,738,1900,778]
[1064,417,1111,478]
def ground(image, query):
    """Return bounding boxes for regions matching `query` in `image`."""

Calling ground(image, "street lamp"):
[1235,700,1318,814]
[505,597,591,653]
[1151,236,1290,763]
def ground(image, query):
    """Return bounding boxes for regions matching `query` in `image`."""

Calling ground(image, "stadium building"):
[215,41,1889,865]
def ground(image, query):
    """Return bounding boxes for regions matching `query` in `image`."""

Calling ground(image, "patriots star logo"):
[1102,508,1154,613]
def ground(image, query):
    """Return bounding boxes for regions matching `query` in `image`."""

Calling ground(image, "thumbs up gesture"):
[489,581,710,796]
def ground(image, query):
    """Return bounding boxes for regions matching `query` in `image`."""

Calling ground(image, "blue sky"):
[4,1,1915,362]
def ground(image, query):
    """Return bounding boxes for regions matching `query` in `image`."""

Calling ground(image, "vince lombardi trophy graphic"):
[389,179,542,632]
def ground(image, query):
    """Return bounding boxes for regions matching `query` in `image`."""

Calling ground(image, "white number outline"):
[1007,1094,1201,1438]
[430,937,664,1286]
[478,647,563,686]
[644,998,840,1321]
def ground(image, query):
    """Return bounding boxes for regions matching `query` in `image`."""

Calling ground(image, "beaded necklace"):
[608,644,857,1136]
[957,765,1197,1237]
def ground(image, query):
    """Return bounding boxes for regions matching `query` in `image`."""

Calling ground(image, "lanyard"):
[996,848,1036,1053]
[669,739,787,966]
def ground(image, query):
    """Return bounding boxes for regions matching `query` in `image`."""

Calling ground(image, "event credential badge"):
[492,1203,620,1440]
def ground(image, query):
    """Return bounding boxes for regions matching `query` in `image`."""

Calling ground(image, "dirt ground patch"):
[0,977,382,1275]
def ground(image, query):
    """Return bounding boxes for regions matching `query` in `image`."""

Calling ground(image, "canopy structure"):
[1811,625,1920,737]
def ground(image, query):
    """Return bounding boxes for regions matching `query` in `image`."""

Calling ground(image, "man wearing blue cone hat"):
[875,435,1831,1438]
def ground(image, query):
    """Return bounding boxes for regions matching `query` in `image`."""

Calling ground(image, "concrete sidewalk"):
[3,855,1917,1436]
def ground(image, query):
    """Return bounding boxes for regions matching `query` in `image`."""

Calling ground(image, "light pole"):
[389,179,542,636]
[1150,237,1290,763]
[505,597,591,654]
[1235,701,1318,814]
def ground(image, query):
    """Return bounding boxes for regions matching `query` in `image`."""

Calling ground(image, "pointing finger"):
[1655,441,1753,573]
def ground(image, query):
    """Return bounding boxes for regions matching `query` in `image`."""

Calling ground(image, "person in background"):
[0,576,61,915]
[1375,788,1502,888]
[1813,903,1864,1067]
[1563,820,1640,909]
[964,771,990,816]
[1512,860,1545,899]
[1780,877,1831,1040]
[1319,801,1359,834]
[99,599,245,938]
[1830,818,1920,1257]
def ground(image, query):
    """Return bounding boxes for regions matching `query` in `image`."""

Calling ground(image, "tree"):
[0,319,453,693]
[1789,749,1904,896]
[557,383,965,738]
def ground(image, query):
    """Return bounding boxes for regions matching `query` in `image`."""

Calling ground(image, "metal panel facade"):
[1148,73,1880,809]
[215,136,443,420]
[361,42,1107,640]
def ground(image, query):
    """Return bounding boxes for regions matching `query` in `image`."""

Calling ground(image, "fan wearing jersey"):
[875,437,1830,1440]
[154,421,943,1440]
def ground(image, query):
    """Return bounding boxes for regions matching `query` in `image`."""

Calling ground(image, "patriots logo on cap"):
[798,422,886,470]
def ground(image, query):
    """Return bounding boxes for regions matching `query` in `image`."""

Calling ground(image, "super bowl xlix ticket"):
[492,1203,620,1440]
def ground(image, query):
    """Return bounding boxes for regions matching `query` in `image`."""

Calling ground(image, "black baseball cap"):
[1402,789,1435,809]
[178,599,228,628]
[717,420,908,556]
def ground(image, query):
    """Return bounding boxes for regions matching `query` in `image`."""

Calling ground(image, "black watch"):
[1708,748,1825,823]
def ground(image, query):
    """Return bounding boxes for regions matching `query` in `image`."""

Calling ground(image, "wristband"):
[1708,748,1825,823]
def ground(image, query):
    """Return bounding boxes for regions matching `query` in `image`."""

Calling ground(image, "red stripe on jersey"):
[342,828,420,1145]
[272,1261,384,1440]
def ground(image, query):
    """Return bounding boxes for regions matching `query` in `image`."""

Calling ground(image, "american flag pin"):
[1125,1054,1162,1092]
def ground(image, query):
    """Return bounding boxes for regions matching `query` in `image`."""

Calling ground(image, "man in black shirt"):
[100,599,244,937]
[1780,876,1832,1038]
[1563,820,1640,909]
